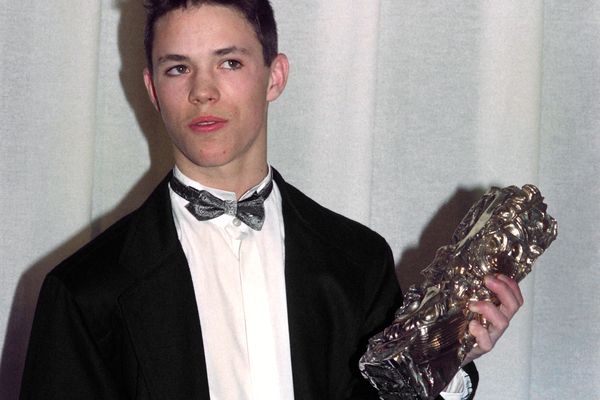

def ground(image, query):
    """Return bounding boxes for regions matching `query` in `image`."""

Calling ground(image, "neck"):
[175,161,269,199]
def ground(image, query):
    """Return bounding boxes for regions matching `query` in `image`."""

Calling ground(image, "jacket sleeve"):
[347,242,403,399]
[20,275,123,400]
[462,361,479,400]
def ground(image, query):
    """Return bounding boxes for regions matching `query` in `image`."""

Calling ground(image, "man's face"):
[144,4,287,181]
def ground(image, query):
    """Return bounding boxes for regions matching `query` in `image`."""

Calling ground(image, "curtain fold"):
[1,1,597,398]
[533,2,600,398]
[0,1,103,398]
[270,0,383,223]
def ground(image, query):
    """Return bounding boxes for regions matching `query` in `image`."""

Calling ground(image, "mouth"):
[189,116,228,133]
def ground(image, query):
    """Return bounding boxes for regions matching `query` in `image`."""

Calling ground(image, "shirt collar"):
[172,165,273,202]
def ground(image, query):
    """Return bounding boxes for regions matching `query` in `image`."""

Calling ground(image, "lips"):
[189,115,228,133]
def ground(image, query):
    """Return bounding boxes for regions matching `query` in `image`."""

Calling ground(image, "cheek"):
[156,84,188,117]
[240,82,270,114]
[229,71,269,102]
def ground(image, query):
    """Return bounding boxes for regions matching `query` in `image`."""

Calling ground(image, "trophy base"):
[360,304,468,399]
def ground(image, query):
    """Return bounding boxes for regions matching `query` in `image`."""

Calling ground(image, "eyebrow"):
[213,46,251,57]
[156,54,190,65]
[156,46,251,66]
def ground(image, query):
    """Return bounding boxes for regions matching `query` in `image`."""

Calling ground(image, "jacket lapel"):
[117,174,211,399]
[283,217,331,398]
[274,170,338,399]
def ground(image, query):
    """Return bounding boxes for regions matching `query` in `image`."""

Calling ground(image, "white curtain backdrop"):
[1,1,598,399]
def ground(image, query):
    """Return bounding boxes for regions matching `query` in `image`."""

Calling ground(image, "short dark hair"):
[144,0,278,71]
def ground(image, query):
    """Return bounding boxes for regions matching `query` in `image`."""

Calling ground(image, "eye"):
[165,65,189,76]
[220,59,242,70]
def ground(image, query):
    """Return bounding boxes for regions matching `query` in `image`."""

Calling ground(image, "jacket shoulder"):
[278,178,391,263]
[48,210,139,299]
[48,174,174,296]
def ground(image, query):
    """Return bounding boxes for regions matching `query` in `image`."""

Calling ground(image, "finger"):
[484,275,521,317]
[496,274,524,306]
[468,319,492,353]
[469,301,509,340]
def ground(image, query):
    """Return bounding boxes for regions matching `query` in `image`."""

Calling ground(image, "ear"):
[143,67,161,111]
[266,53,289,102]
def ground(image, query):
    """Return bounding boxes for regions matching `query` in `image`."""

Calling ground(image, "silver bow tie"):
[169,175,273,231]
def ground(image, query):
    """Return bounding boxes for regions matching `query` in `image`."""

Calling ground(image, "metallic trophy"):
[359,184,558,400]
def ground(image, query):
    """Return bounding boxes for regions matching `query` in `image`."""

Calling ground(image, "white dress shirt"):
[170,166,294,400]
[169,166,470,400]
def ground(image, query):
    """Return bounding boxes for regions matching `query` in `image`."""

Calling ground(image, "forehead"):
[152,4,260,55]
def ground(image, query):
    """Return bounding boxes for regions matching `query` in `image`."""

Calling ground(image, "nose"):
[188,71,220,104]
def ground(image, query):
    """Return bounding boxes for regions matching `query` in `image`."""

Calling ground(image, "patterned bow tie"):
[169,175,273,231]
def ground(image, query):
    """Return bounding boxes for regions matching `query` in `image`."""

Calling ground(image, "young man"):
[20,1,523,399]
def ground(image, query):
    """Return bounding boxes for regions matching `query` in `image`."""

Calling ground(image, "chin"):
[189,155,236,169]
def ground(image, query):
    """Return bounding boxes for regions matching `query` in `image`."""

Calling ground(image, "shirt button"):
[232,217,241,227]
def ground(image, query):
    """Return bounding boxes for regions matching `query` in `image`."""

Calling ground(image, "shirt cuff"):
[439,368,473,400]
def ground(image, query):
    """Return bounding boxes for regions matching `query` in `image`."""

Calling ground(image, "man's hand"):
[462,274,524,365]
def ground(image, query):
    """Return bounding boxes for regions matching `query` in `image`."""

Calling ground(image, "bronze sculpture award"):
[359,184,558,399]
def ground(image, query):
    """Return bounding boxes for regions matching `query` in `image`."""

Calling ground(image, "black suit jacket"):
[20,170,476,399]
